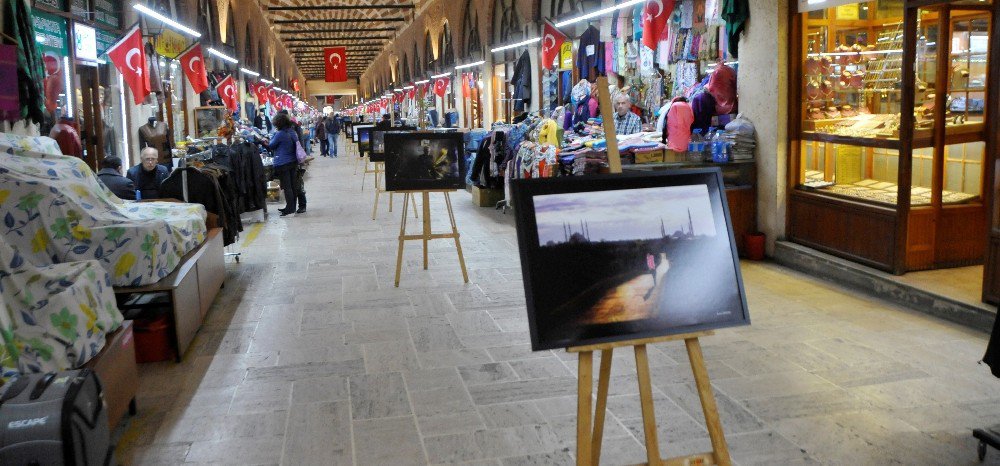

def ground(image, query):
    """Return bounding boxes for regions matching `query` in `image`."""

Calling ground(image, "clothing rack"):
[179,144,242,262]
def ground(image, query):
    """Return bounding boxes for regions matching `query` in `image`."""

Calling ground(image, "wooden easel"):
[372,162,418,220]
[570,332,732,466]
[393,190,469,287]
[567,78,732,465]
[360,154,378,190]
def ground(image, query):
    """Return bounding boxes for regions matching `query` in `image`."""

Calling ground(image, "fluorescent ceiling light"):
[431,73,451,79]
[133,4,201,38]
[414,79,429,84]
[240,67,260,76]
[261,78,273,84]
[207,47,238,64]
[454,60,485,70]
[403,85,414,89]
[394,88,403,92]
[491,37,541,53]
[554,0,644,28]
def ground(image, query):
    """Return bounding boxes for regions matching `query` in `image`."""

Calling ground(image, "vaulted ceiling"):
[265,1,423,81]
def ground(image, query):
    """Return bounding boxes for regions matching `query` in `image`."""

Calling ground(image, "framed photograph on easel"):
[511,168,750,351]
[383,131,465,191]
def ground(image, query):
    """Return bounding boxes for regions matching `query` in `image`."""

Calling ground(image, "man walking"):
[325,113,341,157]
[315,115,328,156]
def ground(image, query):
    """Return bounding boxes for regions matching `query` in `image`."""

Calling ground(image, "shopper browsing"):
[127,148,169,200]
[316,116,328,156]
[325,114,341,157]
[97,156,136,200]
[265,113,305,216]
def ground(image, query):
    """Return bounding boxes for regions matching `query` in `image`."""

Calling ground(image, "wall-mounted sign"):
[35,0,65,10]
[32,10,69,56]
[70,0,88,18]
[94,0,120,29]
[74,23,98,62]
[559,42,573,70]
[96,29,116,57]
[155,29,188,59]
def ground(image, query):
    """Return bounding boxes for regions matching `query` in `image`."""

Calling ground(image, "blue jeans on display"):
[328,133,338,156]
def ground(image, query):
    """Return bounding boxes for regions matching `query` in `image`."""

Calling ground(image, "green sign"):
[96,29,116,57]
[35,0,65,9]
[70,0,88,19]
[32,10,69,57]
[94,0,120,29]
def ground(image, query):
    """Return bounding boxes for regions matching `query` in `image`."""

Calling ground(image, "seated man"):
[127,147,170,200]
[613,93,643,135]
[96,156,136,200]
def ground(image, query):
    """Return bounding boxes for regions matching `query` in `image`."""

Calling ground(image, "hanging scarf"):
[3,0,45,124]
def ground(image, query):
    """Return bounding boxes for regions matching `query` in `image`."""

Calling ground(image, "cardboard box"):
[634,150,665,164]
[472,186,504,207]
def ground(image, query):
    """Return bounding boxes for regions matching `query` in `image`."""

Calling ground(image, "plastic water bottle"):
[702,129,715,162]
[135,190,142,200]
[712,131,729,163]
[688,129,704,162]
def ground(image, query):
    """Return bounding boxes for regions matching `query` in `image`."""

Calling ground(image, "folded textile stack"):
[724,114,757,160]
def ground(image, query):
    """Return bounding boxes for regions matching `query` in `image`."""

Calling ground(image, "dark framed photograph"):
[356,126,374,157]
[371,126,416,162]
[512,169,750,351]
[354,124,373,143]
[384,131,465,191]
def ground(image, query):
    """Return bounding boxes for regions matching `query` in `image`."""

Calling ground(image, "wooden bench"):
[113,228,225,361]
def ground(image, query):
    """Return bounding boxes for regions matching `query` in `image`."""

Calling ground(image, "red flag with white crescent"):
[282,94,294,109]
[254,82,269,104]
[267,86,278,107]
[434,77,450,97]
[642,0,674,50]
[540,21,567,71]
[177,42,209,94]
[325,47,347,82]
[407,87,416,100]
[216,74,238,112]
[106,24,150,105]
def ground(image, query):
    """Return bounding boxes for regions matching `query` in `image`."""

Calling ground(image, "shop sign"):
[74,23,98,62]
[94,0,120,29]
[70,0,88,19]
[835,5,859,20]
[32,10,69,57]
[559,42,573,70]
[96,29,116,57]
[155,29,188,59]
[35,0,65,9]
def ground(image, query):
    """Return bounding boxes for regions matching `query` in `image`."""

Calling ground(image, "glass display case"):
[790,0,996,274]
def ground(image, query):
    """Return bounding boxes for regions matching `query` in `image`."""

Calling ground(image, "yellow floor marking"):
[241,222,265,248]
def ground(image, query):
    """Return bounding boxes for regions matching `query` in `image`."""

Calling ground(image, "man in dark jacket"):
[97,156,136,200]
[316,116,328,156]
[325,114,341,157]
[127,147,170,199]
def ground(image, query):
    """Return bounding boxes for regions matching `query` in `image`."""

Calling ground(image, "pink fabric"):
[666,99,694,153]
[0,45,19,121]
[706,64,737,115]
[588,97,599,119]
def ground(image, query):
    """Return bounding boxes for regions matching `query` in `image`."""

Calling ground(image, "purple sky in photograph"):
[533,185,718,245]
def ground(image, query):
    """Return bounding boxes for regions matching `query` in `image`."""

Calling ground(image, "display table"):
[113,228,225,361]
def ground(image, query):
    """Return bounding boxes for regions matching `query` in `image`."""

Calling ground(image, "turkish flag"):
[422,81,432,96]
[106,24,150,105]
[267,87,278,107]
[540,21,567,70]
[291,79,300,92]
[255,82,269,104]
[216,74,238,112]
[407,87,416,100]
[177,42,209,94]
[325,47,347,82]
[282,94,294,109]
[642,0,674,50]
[434,77,450,97]
[326,95,336,104]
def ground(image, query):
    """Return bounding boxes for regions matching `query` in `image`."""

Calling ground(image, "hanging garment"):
[722,0,749,58]
[510,51,532,112]
[577,25,605,80]
[538,119,560,146]
[138,121,173,165]
[3,0,45,124]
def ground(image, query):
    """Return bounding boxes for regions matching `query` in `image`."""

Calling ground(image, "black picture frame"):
[371,126,416,162]
[384,131,466,191]
[356,126,373,157]
[511,168,750,351]
[353,124,373,143]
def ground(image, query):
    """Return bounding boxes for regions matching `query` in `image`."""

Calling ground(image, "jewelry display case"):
[789,0,998,274]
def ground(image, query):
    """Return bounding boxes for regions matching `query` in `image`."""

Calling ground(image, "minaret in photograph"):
[687,208,694,236]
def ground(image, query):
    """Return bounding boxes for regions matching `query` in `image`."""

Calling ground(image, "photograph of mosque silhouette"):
[514,172,749,351]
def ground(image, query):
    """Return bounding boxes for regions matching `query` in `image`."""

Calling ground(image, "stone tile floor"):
[115,145,1000,465]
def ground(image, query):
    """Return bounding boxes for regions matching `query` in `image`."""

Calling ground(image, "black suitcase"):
[0,369,111,465]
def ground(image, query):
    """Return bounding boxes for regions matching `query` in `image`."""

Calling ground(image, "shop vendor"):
[613,93,642,135]
[127,147,170,200]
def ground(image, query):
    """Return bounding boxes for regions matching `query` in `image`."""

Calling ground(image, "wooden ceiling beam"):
[274,17,405,24]
[280,27,396,34]
[282,36,392,42]
[268,3,415,12]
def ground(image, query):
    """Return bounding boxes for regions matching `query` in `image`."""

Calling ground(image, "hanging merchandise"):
[721,0,749,59]
[11,3,47,124]
[541,20,567,71]
[510,51,531,113]
[177,42,209,94]
[577,25,604,80]
[106,24,150,105]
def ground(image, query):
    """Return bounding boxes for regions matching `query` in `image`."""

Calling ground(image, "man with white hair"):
[126,147,170,200]
[613,93,642,135]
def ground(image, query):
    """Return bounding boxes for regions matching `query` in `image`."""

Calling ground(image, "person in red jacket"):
[49,115,82,158]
